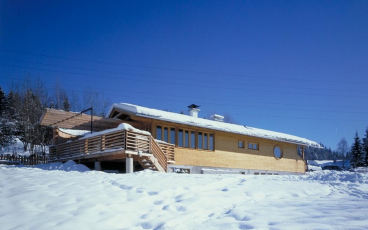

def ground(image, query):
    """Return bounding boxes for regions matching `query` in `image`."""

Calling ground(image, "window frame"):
[248,142,259,150]
[238,140,245,148]
[273,145,283,160]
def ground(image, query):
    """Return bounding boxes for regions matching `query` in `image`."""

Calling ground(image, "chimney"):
[188,104,200,118]
[210,114,224,122]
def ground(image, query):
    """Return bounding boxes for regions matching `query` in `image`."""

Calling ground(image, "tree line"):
[304,129,368,168]
[0,76,110,155]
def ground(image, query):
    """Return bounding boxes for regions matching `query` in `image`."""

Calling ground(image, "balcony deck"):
[49,128,175,172]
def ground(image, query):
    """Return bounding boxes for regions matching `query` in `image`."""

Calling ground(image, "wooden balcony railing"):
[157,141,175,162]
[49,129,175,172]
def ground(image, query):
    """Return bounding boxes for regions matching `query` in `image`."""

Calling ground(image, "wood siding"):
[129,116,306,173]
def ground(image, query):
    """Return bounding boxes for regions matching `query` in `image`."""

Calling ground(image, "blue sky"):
[1,0,368,149]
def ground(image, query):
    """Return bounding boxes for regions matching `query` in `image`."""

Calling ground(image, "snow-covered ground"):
[1,162,368,230]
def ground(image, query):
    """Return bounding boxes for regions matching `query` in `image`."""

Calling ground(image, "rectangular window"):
[248,142,259,150]
[185,130,189,148]
[164,127,168,142]
[239,141,244,148]
[156,126,162,140]
[204,133,208,150]
[178,129,183,147]
[198,132,203,149]
[191,131,196,149]
[170,128,176,145]
[209,134,214,150]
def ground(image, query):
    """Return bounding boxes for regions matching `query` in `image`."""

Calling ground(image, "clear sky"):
[1,0,367,149]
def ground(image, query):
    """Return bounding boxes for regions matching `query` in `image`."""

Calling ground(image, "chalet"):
[39,103,320,175]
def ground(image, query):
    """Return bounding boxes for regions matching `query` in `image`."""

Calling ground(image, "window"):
[238,141,244,148]
[190,131,196,149]
[209,134,214,150]
[248,142,259,150]
[156,126,162,140]
[170,128,176,145]
[185,131,189,148]
[204,133,208,150]
[274,145,283,159]
[156,125,214,151]
[198,132,203,149]
[164,127,168,142]
[178,129,183,147]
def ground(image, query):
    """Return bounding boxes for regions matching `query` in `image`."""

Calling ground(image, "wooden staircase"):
[136,138,174,172]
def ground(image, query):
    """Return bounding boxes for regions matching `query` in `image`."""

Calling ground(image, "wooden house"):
[39,103,320,175]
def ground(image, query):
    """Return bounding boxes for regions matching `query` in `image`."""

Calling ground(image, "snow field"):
[0,164,368,230]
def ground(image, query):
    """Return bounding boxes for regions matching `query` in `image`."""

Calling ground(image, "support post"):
[302,146,305,160]
[95,161,101,171]
[126,156,133,173]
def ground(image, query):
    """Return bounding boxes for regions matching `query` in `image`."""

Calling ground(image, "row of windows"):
[156,126,214,150]
[238,141,283,159]
[238,141,259,150]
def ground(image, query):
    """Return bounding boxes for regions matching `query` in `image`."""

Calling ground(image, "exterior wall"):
[129,116,306,174]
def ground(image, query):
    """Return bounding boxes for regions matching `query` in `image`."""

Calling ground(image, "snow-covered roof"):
[80,123,150,140]
[108,103,321,148]
[58,128,91,136]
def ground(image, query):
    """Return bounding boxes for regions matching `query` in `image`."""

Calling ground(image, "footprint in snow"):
[238,223,254,229]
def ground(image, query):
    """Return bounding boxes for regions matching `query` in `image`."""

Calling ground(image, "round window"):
[274,146,283,159]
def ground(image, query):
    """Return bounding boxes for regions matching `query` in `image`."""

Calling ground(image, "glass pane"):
[274,146,282,159]
[191,131,196,149]
[254,143,258,150]
[209,134,214,150]
[239,141,244,148]
[185,131,189,148]
[198,132,203,149]
[170,128,176,145]
[178,129,183,147]
[248,143,252,149]
[156,126,162,140]
[204,133,208,150]
[164,127,168,142]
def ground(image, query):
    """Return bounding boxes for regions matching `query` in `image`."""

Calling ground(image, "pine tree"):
[62,97,71,112]
[0,86,9,147]
[49,101,55,109]
[351,132,364,168]
[363,128,368,167]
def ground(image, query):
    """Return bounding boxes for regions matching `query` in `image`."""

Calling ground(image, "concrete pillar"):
[126,157,133,173]
[95,161,101,171]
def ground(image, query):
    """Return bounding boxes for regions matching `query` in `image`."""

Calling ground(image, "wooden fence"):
[0,154,48,165]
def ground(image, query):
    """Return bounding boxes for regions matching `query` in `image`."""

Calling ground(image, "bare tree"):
[83,89,111,116]
[53,81,68,110]
[337,137,349,168]
[223,113,237,124]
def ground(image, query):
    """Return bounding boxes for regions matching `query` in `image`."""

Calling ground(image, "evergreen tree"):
[363,128,368,167]
[62,97,71,112]
[0,86,9,147]
[350,132,364,168]
[0,86,6,113]
[49,101,55,109]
